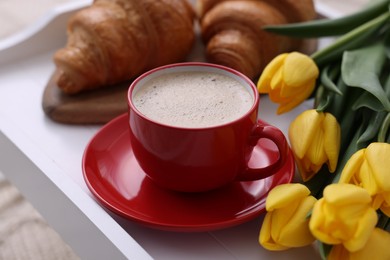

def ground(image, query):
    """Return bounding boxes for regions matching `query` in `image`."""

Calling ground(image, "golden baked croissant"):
[196,0,316,80]
[54,0,195,94]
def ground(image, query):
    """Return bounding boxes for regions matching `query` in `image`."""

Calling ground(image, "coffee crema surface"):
[132,71,253,128]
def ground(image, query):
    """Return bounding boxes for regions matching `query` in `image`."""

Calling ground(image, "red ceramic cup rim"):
[128,62,259,130]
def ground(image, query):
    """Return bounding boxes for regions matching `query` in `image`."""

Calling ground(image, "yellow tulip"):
[259,183,317,250]
[257,52,319,114]
[328,228,390,260]
[289,109,340,181]
[339,142,390,217]
[309,183,378,252]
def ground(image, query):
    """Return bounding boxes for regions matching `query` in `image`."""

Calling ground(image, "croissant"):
[196,0,316,80]
[54,0,195,94]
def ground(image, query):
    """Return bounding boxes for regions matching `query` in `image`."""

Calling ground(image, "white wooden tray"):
[0,1,361,258]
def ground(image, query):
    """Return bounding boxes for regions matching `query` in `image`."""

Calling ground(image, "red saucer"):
[82,113,295,232]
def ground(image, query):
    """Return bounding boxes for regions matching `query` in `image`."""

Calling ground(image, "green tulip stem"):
[311,12,390,66]
[329,78,349,121]
[263,0,390,37]
[386,218,390,232]
[378,112,390,142]
[377,213,390,230]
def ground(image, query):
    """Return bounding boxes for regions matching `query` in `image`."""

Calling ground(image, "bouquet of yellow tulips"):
[257,0,390,259]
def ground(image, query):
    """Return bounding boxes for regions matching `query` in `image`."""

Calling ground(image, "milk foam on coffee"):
[132,71,253,128]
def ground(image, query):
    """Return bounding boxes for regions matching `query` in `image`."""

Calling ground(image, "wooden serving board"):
[42,70,131,124]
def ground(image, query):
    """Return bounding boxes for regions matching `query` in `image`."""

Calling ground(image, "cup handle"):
[238,122,289,181]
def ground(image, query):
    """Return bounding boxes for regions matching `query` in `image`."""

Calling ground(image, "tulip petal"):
[266,183,310,211]
[323,113,340,172]
[380,199,390,216]
[344,209,378,252]
[310,199,340,244]
[270,206,297,242]
[259,213,290,251]
[277,196,316,247]
[330,228,390,260]
[371,194,384,210]
[277,80,316,114]
[306,127,326,166]
[365,143,390,190]
[339,150,365,184]
[283,52,319,87]
[296,157,322,181]
[270,68,283,91]
[258,52,318,114]
[310,184,376,250]
[279,78,314,98]
[260,183,317,250]
[268,85,283,103]
[289,110,323,159]
[325,183,371,206]
[339,144,390,216]
[360,160,380,195]
[350,228,390,259]
[257,54,288,93]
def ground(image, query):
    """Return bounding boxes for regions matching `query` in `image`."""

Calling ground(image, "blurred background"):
[0,0,370,40]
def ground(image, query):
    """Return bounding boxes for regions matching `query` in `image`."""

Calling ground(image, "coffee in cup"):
[132,71,253,128]
[128,62,289,192]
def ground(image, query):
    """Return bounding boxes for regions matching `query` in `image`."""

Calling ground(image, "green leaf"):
[342,42,390,111]
[358,110,387,144]
[320,65,343,95]
[377,210,390,229]
[385,72,390,98]
[312,12,389,67]
[327,77,349,120]
[314,85,334,112]
[338,90,362,153]
[316,91,333,112]
[318,242,332,260]
[384,23,390,58]
[352,91,386,111]
[263,0,390,37]
[357,72,390,111]
[379,112,390,141]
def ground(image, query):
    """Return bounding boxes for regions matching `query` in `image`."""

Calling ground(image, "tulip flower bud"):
[339,142,390,217]
[328,228,390,260]
[257,52,319,114]
[309,183,378,252]
[288,109,340,181]
[259,183,316,250]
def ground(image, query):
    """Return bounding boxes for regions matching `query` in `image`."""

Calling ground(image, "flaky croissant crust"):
[54,0,195,94]
[197,0,316,80]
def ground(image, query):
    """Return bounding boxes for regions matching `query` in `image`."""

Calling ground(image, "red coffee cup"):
[127,62,289,192]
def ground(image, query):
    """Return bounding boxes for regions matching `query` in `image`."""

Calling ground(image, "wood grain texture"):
[42,70,129,124]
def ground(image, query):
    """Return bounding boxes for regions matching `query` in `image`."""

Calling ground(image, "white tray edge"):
[0,0,91,66]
